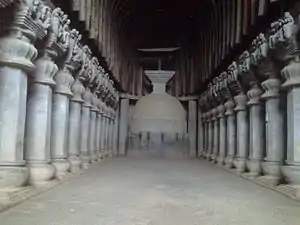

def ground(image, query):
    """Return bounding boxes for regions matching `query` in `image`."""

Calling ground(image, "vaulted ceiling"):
[52,0,295,96]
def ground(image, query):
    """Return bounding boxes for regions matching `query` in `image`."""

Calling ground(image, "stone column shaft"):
[224,99,236,168]
[0,29,37,188]
[212,108,219,162]
[197,109,204,158]
[68,79,84,173]
[25,56,57,184]
[188,100,197,157]
[113,106,120,155]
[281,63,300,185]
[207,111,214,159]
[234,94,248,173]
[95,111,102,159]
[119,98,129,156]
[217,105,226,165]
[51,92,71,178]
[89,108,98,162]
[80,89,92,169]
[261,78,284,184]
[247,86,264,177]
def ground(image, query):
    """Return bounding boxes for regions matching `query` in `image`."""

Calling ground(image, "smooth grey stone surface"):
[0,158,299,225]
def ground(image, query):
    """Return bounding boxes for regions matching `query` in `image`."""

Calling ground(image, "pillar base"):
[217,155,225,166]
[211,154,218,163]
[261,161,282,185]
[90,153,98,163]
[69,156,82,174]
[97,151,103,160]
[282,164,300,185]
[0,166,29,189]
[235,158,247,173]
[27,163,55,186]
[52,160,70,180]
[247,158,263,177]
[225,156,234,168]
[80,155,91,169]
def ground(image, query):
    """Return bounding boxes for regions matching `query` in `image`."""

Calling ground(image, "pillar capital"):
[211,108,218,120]
[224,99,235,116]
[0,28,37,72]
[82,88,93,108]
[217,104,226,118]
[54,69,74,96]
[91,94,100,112]
[281,62,300,89]
[247,85,263,105]
[71,78,85,103]
[234,94,248,111]
[261,78,282,99]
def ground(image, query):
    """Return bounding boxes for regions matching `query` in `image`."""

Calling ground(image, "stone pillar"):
[0,29,37,188]
[24,53,57,185]
[109,117,114,156]
[212,108,219,163]
[188,100,197,157]
[247,85,264,177]
[80,89,93,169]
[234,93,248,173]
[113,107,120,155]
[119,98,130,156]
[67,79,85,173]
[224,99,236,168]
[104,115,109,156]
[100,113,105,157]
[102,114,107,156]
[217,104,226,165]
[281,63,300,185]
[261,78,284,185]
[96,100,102,159]
[197,108,204,158]
[89,94,98,163]
[207,110,214,160]
[202,113,208,158]
[50,67,74,179]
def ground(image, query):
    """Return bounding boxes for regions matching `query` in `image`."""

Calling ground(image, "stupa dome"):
[130,70,186,133]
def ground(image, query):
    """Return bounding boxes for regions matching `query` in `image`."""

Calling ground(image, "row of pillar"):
[198,12,300,186]
[0,1,119,189]
[199,80,284,185]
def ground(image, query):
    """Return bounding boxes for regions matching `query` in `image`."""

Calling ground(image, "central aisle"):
[0,157,299,225]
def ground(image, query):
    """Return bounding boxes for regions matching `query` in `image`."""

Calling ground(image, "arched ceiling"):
[118,0,213,49]
[52,0,295,96]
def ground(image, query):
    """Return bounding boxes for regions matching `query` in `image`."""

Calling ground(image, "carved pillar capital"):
[33,56,58,85]
[224,99,235,116]
[261,78,282,99]
[281,62,300,89]
[91,94,100,112]
[211,108,218,120]
[83,88,93,108]
[217,105,226,118]
[71,78,85,103]
[53,69,74,96]
[0,29,37,72]
[247,85,263,105]
[234,94,248,111]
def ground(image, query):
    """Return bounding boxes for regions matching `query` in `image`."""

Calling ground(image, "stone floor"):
[0,157,300,225]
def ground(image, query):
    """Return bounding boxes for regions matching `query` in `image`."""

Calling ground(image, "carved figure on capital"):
[250,33,280,78]
[237,51,259,90]
[227,62,243,96]
[269,12,299,64]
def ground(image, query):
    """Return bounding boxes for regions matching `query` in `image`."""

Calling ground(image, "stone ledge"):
[0,170,85,213]
[213,161,300,202]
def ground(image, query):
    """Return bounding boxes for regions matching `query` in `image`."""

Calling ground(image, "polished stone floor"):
[0,156,300,225]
